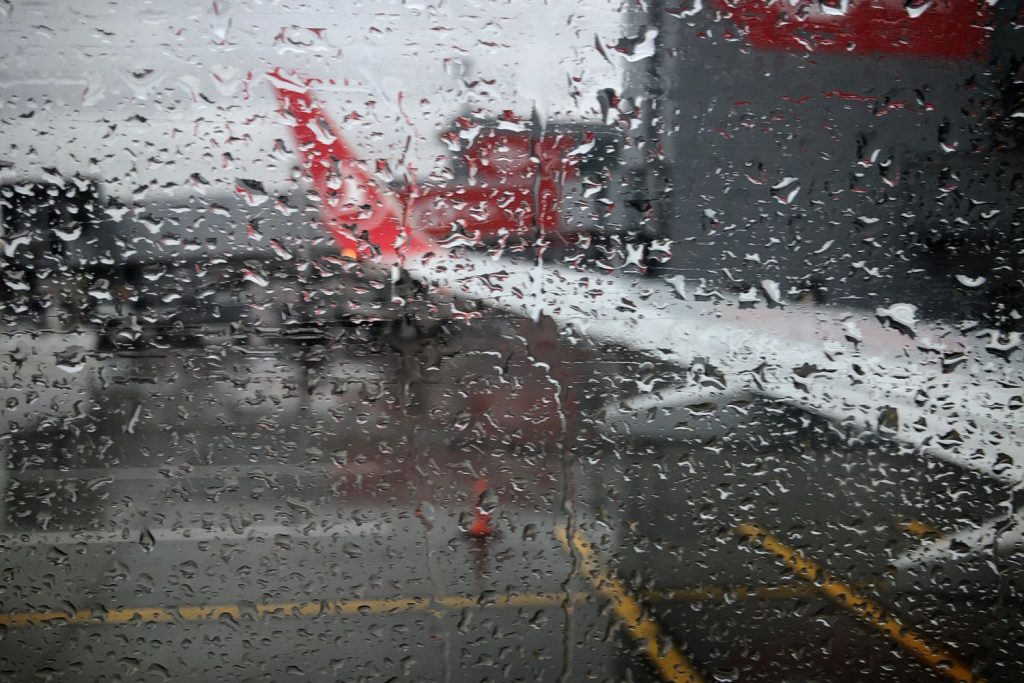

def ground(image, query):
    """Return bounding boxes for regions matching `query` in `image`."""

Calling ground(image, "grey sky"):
[1,0,626,200]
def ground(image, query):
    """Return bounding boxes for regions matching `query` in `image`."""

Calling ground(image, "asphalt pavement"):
[0,312,1020,682]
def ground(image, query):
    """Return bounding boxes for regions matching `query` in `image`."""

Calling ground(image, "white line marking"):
[0,521,395,547]
[10,464,338,482]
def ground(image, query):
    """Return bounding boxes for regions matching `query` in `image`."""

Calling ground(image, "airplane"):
[268,69,1024,570]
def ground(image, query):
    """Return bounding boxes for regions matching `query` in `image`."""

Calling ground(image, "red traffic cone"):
[467,477,495,539]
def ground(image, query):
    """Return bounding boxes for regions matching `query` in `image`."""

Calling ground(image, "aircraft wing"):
[270,71,1024,566]
[408,249,1024,483]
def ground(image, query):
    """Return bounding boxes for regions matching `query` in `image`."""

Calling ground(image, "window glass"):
[1,1,1022,680]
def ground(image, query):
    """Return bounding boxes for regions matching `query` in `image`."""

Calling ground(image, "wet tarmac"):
[0,311,1020,682]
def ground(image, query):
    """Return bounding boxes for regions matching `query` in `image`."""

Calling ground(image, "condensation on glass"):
[0,0,1021,681]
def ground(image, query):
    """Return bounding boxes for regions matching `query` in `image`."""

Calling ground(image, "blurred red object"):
[715,0,990,59]
[467,477,494,539]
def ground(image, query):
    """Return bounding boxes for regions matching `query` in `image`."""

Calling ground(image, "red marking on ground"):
[822,89,878,102]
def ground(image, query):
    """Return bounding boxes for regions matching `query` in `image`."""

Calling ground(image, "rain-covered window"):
[1,0,1022,680]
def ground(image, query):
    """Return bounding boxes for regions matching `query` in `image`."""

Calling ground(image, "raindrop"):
[761,280,783,305]
[138,529,156,552]
[875,303,918,331]
[955,274,986,288]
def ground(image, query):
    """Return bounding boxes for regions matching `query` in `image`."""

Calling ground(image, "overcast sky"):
[0,0,628,200]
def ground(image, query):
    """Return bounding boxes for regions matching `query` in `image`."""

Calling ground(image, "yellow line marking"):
[735,523,982,683]
[0,584,803,630]
[0,593,577,628]
[556,527,705,683]
[902,519,942,539]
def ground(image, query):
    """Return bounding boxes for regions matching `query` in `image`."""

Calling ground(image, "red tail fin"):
[268,69,429,262]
